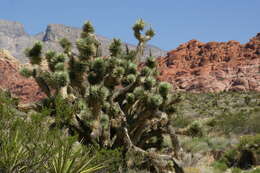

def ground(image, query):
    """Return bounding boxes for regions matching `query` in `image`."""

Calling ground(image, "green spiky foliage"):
[59,38,72,54]
[25,42,43,65]
[0,89,105,173]
[132,19,155,63]
[21,47,69,98]
[20,20,183,173]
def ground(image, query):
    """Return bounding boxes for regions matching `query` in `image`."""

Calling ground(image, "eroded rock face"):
[0,19,27,37]
[0,49,45,103]
[157,34,260,92]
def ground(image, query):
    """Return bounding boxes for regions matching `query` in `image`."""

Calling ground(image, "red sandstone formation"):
[0,49,45,103]
[157,33,260,92]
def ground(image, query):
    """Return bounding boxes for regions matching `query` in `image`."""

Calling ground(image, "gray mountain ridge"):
[0,19,166,63]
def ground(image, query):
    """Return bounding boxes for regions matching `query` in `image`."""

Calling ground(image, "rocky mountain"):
[0,19,166,63]
[0,20,27,37]
[158,33,260,92]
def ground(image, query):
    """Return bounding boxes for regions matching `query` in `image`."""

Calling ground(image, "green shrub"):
[0,90,104,173]
[212,161,228,172]
[247,168,260,173]
[93,148,123,173]
[170,91,260,135]
[44,138,103,173]
[231,167,242,173]
[181,137,210,153]
[186,121,204,137]
[217,134,260,170]
[171,114,192,128]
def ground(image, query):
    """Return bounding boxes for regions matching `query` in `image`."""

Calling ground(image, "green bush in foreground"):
[0,90,106,173]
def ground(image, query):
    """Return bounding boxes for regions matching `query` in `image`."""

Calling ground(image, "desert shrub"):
[184,121,204,137]
[92,148,123,173]
[171,91,260,135]
[181,137,210,154]
[212,161,228,172]
[231,167,242,173]
[171,114,192,128]
[44,138,103,173]
[217,134,260,170]
[207,137,232,151]
[247,168,260,173]
[238,134,260,151]
[219,149,240,168]
[216,111,248,134]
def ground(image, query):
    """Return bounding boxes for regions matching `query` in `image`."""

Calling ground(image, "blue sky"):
[1,0,259,50]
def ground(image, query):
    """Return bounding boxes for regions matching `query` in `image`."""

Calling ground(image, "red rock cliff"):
[157,33,260,92]
[0,49,45,103]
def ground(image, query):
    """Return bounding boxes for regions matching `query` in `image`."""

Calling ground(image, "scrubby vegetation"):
[0,19,259,172]
[0,90,111,173]
[1,88,259,172]
[172,91,260,135]
[171,91,260,172]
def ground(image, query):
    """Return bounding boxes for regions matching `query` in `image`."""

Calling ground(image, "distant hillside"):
[0,19,166,63]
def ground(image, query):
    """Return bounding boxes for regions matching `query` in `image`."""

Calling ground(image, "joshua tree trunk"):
[59,86,68,98]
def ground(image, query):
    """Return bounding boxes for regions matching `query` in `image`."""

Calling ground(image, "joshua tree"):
[20,20,183,173]
[133,19,155,63]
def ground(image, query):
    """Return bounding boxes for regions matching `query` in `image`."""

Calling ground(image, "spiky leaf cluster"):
[46,51,67,72]
[88,58,106,85]
[88,86,109,104]
[147,94,163,109]
[159,82,172,99]
[132,19,155,63]
[76,37,99,60]
[53,71,69,88]
[109,39,122,57]
[20,67,33,78]
[59,38,72,54]
[81,21,95,37]
[25,42,43,65]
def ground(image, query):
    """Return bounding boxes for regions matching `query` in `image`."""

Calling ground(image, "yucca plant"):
[0,89,105,173]
[0,131,29,173]
[45,140,103,173]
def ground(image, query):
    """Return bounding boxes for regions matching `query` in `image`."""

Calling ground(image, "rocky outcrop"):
[0,49,45,103]
[0,20,27,37]
[0,19,166,63]
[158,33,260,92]
[0,19,40,62]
